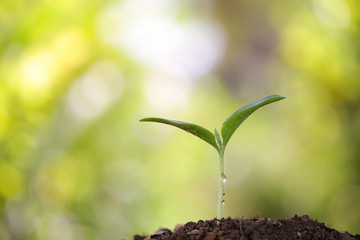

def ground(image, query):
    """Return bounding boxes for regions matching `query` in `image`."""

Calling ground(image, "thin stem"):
[217,149,225,219]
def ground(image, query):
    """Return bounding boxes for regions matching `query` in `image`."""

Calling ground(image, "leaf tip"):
[267,94,286,100]
[139,118,152,122]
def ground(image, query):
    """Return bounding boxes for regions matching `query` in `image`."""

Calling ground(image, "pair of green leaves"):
[140,95,285,154]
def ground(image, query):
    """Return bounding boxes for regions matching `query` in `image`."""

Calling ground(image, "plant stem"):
[217,149,225,219]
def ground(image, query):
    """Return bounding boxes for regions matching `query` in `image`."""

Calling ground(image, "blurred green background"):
[1,0,360,239]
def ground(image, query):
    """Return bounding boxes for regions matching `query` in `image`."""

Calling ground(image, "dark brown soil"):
[134,215,360,240]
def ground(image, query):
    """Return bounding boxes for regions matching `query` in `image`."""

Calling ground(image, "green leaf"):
[140,117,219,152]
[221,95,286,148]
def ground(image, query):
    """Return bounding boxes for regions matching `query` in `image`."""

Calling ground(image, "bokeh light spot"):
[66,61,124,121]
[21,51,54,91]
[96,0,225,78]
[143,68,192,111]
[313,0,350,28]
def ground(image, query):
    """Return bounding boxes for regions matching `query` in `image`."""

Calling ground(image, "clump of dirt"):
[134,215,360,240]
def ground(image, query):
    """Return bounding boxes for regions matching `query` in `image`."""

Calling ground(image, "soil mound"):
[134,215,360,240]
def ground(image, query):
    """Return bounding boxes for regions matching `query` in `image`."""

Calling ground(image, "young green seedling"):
[140,95,285,219]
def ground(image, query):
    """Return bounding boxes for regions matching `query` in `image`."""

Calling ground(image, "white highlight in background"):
[66,61,124,121]
[313,0,350,29]
[96,0,226,79]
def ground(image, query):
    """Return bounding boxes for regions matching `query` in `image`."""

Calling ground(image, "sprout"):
[140,95,285,219]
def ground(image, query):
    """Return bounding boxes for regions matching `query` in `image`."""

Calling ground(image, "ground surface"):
[134,215,360,240]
